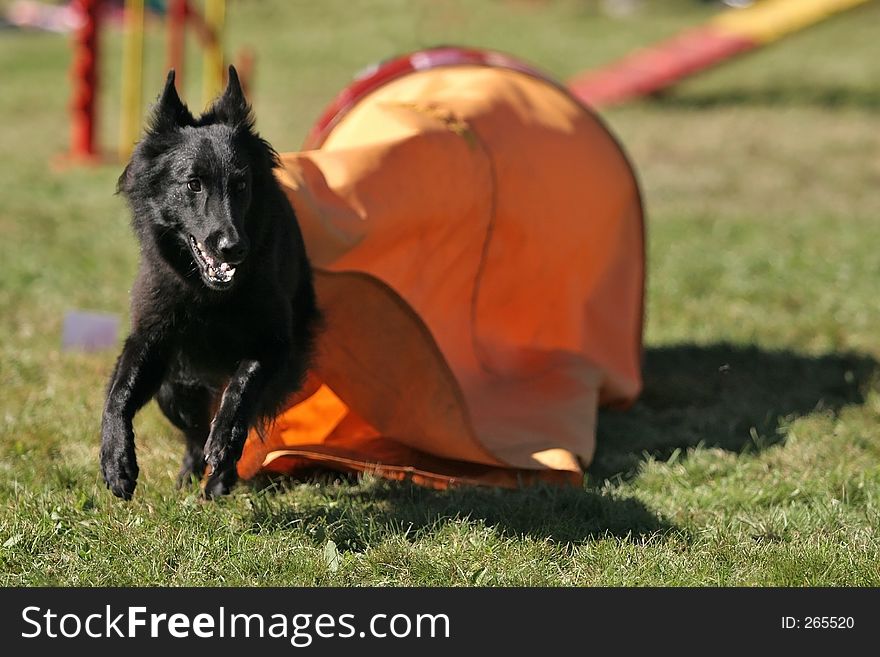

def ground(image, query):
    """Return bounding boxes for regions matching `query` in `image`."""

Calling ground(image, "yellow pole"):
[202,0,226,107]
[119,0,144,161]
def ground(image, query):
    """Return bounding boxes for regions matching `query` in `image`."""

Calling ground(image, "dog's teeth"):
[220,262,229,272]
[215,267,235,283]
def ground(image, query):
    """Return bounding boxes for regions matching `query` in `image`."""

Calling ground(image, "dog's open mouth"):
[188,235,236,288]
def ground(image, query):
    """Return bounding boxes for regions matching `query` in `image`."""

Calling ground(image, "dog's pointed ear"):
[149,70,194,133]
[225,65,245,102]
[116,162,132,195]
[210,66,252,127]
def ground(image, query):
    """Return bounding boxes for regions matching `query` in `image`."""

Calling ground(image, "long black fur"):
[101,67,319,499]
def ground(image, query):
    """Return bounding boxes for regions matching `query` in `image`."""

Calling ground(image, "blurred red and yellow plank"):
[569,0,873,107]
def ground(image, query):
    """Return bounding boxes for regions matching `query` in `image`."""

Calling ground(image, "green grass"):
[2,0,880,586]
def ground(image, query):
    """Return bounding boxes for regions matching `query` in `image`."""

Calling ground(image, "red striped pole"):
[69,0,101,160]
[168,0,187,91]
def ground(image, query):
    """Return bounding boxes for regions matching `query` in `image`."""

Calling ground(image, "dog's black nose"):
[217,236,249,264]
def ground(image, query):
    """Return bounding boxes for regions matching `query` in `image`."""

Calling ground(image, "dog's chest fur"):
[164,289,289,381]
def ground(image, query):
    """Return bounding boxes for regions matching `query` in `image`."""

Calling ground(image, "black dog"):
[101,67,318,499]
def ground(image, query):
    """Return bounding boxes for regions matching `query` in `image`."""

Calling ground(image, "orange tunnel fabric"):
[236,60,645,489]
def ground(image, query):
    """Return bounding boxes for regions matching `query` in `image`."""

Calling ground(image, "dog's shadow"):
[247,474,672,548]
[246,342,877,546]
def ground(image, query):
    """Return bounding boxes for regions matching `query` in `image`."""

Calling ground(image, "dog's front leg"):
[202,359,270,497]
[101,332,170,499]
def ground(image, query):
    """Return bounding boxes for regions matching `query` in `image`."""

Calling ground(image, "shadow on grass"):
[247,474,672,548]
[591,342,878,481]
[246,342,875,547]
[650,86,880,110]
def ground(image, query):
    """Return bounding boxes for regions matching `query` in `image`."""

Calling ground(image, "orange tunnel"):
[237,48,645,489]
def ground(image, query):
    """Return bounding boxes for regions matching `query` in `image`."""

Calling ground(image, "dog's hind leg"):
[156,378,213,489]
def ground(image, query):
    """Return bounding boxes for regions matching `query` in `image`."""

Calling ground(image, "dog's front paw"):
[100,425,139,500]
[203,423,246,488]
[203,466,239,499]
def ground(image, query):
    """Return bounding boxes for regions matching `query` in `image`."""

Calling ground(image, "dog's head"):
[119,66,278,292]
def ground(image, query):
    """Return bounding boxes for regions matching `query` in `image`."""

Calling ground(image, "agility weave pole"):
[201,0,226,109]
[569,0,874,107]
[118,0,144,161]
[167,0,187,90]
[67,0,101,162]
[67,0,229,163]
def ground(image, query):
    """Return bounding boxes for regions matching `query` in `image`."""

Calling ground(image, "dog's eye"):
[235,180,247,192]
[187,179,202,193]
